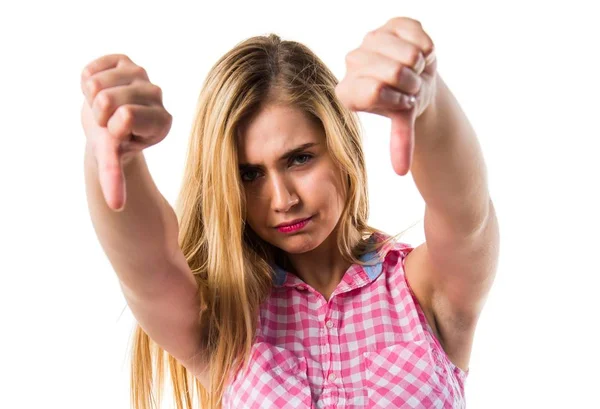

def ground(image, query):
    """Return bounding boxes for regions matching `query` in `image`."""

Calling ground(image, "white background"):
[1,1,598,408]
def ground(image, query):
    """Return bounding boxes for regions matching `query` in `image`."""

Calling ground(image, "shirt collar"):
[270,240,389,289]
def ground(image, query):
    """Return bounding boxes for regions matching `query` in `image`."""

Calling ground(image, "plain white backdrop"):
[1,1,598,408]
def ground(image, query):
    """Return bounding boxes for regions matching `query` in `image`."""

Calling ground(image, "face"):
[237,104,346,254]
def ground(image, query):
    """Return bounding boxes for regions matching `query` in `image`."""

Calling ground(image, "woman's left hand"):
[335,17,438,176]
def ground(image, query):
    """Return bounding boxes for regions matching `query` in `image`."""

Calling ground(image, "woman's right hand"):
[80,54,172,212]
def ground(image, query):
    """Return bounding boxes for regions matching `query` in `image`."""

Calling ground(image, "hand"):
[80,54,172,211]
[335,17,437,176]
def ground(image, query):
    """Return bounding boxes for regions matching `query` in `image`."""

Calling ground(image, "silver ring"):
[407,95,417,107]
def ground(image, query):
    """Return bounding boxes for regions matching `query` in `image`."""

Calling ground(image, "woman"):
[81,16,499,409]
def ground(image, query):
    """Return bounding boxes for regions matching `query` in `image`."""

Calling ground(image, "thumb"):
[389,110,417,176]
[96,138,127,212]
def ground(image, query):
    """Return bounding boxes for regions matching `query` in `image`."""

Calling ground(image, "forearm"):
[84,144,181,294]
[411,74,491,234]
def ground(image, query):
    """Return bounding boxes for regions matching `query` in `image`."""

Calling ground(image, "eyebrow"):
[238,142,319,169]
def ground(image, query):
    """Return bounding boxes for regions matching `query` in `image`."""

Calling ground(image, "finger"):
[95,134,126,211]
[107,104,172,145]
[361,31,429,77]
[336,76,414,114]
[82,64,149,107]
[389,110,417,176]
[378,84,418,113]
[81,54,133,82]
[423,49,437,76]
[92,81,163,127]
[382,17,435,59]
[346,48,422,95]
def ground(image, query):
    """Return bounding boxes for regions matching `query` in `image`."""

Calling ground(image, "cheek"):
[300,165,346,209]
[244,190,268,228]
[325,171,347,215]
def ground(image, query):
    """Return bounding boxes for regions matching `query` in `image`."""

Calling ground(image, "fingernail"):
[413,52,426,74]
[425,49,436,65]
[380,87,402,104]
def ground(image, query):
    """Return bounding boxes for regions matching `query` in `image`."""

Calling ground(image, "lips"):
[275,216,312,228]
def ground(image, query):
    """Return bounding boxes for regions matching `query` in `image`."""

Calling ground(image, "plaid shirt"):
[222,234,468,408]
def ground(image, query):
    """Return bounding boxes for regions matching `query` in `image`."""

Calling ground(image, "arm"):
[84,144,180,291]
[413,74,491,233]
[333,16,498,324]
[409,73,500,322]
[84,145,206,369]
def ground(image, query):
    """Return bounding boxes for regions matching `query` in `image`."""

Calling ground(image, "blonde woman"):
[81,16,499,409]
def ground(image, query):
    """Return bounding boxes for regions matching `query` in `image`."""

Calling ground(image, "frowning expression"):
[237,104,346,254]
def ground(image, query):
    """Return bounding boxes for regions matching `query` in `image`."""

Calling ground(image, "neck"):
[284,232,351,295]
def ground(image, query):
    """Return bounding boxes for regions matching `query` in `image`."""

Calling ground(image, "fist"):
[80,54,172,211]
[335,17,437,176]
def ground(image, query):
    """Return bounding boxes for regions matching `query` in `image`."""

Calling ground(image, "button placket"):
[324,313,340,388]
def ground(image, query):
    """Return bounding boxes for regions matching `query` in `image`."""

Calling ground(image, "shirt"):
[222,233,469,408]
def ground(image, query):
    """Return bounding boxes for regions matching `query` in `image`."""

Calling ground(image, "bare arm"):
[81,54,208,378]
[84,144,207,372]
[84,145,179,291]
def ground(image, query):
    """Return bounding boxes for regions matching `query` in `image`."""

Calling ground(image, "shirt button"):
[326,320,334,329]
[328,373,337,382]
[295,284,306,291]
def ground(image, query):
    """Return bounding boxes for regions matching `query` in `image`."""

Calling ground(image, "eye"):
[241,169,261,182]
[291,153,313,166]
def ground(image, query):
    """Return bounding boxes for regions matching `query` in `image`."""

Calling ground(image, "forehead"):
[237,105,324,161]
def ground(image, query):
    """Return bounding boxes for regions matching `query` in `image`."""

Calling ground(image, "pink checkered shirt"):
[222,234,469,408]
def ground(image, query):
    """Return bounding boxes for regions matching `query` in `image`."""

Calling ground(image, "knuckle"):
[424,39,435,54]
[150,84,163,100]
[408,18,423,28]
[334,82,348,103]
[95,90,113,112]
[119,105,135,128]
[133,65,148,79]
[391,16,421,27]
[109,106,134,140]
[344,51,353,65]
[363,29,378,42]
[391,64,405,83]
[116,53,133,64]
[85,78,101,98]
[81,66,92,81]
[344,49,361,67]
[387,16,405,26]
[367,82,383,106]
[408,47,422,66]
[161,111,173,135]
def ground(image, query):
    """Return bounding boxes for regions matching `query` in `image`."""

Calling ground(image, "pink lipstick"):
[276,216,312,233]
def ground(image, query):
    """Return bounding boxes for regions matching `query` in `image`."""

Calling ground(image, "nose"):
[270,174,299,213]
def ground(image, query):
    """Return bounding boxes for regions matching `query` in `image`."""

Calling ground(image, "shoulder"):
[370,232,415,269]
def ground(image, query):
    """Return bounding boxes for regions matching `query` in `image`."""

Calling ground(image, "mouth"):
[275,216,313,233]
[275,216,312,228]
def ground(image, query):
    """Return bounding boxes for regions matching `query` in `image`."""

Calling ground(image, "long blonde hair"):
[128,33,410,409]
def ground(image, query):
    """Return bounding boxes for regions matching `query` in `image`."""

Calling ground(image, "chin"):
[281,225,340,254]
[275,235,316,254]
